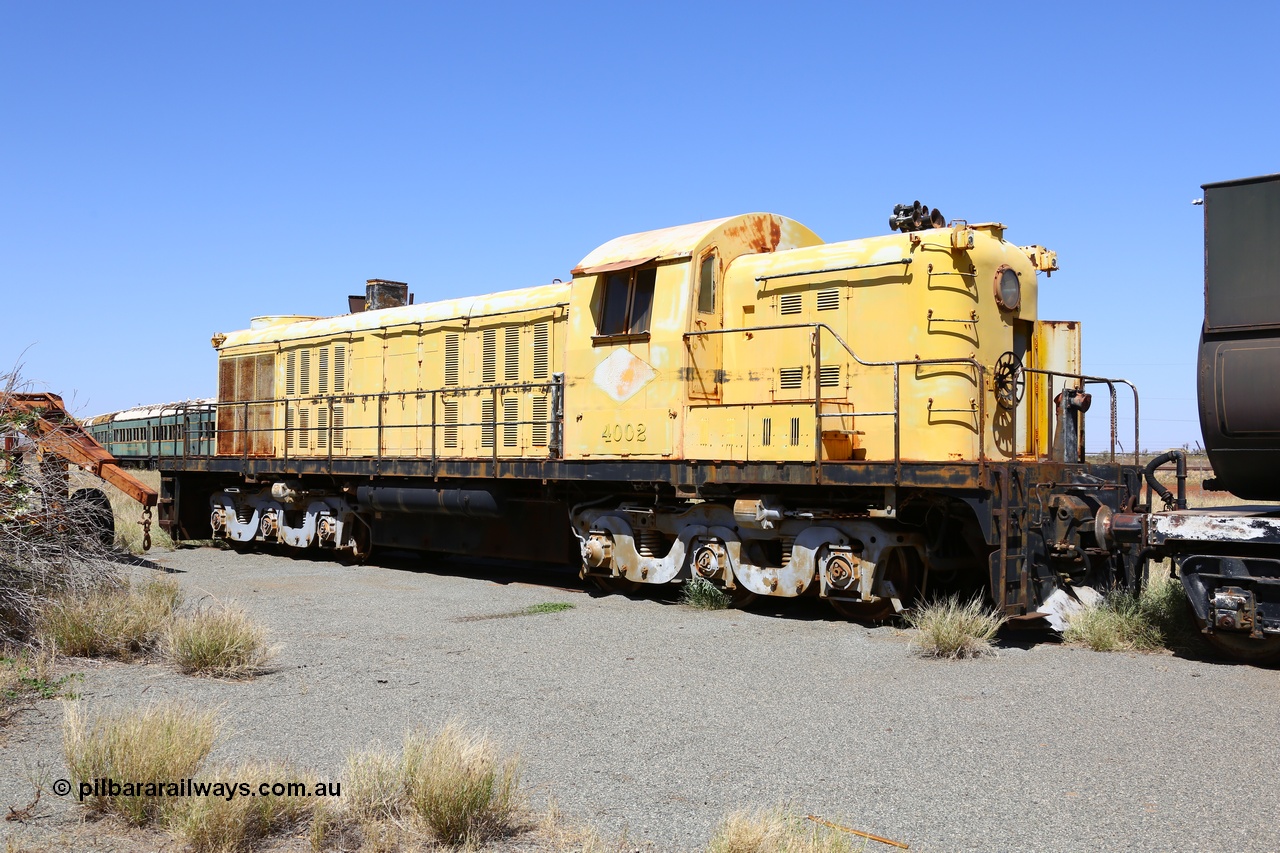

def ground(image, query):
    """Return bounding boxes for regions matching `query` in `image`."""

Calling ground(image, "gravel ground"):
[4,546,1280,852]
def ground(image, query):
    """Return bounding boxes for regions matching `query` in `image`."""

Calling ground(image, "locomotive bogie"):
[574,499,926,606]
[210,487,361,554]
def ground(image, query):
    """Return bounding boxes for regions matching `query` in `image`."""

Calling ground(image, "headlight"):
[994,266,1021,312]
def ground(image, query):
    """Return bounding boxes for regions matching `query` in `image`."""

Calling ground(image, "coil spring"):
[779,535,796,565]
[636,528,667,559]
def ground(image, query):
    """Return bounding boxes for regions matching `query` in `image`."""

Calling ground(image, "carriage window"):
[698,253,716,313]
[598,267,657,336]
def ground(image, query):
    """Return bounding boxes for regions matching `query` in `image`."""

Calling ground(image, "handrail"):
[684,321,987,483]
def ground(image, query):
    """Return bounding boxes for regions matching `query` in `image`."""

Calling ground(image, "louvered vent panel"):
[331,405,344,449]
[531,395,548,447]
[285,407,294,450]
[444,334,460,386]
[299,349,311,396]
[481,398,495,448]
[533,322,550,379]
[317,408,329,449]
[790,417,801,446]
[318,347,329,395]
[504,327,520,382]
[779,293,802,315]
[817,289,840,311]
[820,365,841,387]
[762,417,772,447]
[779,367,804,390]
[482,329,497,383]
[285,352,297,397]
[443,400,459,448]
[503,397,519,447]
[298,408,310,450]
[333,345,346,393]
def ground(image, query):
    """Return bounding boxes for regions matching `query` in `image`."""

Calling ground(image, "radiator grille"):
[503,397,519,447]
[532,395,548,447]
[444,334,460,386]
[318,347,329,395]
[299,349,311,396]
[443,400,459,448]
[482,329,497,384]
[481,397,495,448]
[504,327,520,382]
[533,322,550,379]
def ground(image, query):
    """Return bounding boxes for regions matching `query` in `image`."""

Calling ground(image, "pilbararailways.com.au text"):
[64,778,341,802]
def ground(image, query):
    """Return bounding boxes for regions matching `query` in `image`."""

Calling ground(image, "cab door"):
[687,249,722,400]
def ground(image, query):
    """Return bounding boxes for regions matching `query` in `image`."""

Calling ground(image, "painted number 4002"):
[601,423,646,443]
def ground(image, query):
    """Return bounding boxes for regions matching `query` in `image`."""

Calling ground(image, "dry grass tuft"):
[682,576,731,610]
[904,595,1005,659]
[707,806,862,853]
[167,761,317,853]
[62,701,219,826]
[342,745,406,825]
[36,576,181,660]
[401,721,522,844]
[534,798,635,852]
[1064,571,1195,653]
[164,603,273,678]
[338,722,523,846]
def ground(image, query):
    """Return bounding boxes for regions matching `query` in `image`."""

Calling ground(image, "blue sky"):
[2,1,1276,452]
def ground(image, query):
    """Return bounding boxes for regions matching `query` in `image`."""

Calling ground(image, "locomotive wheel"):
[828,597,896,621]
[1203,629,1280,665]
[587,575,642,595]
[827,548,920,622]
[723,585,758,609]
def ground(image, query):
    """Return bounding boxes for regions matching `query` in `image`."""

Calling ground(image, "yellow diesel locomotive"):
[160,204,1144,622]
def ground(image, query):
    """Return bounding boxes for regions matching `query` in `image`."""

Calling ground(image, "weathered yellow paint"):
[211,211,1074,466]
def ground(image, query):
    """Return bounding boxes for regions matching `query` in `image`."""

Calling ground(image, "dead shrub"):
[1,369,123,641]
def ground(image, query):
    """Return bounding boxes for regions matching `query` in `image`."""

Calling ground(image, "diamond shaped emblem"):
[593,349,657,403]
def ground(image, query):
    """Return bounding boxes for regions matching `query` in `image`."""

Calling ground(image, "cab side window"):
[598,267,657,336]
[697,253,716,314]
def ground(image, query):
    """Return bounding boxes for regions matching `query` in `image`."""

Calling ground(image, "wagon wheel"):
[993,351,1025,410]
[1202,628,1280,664]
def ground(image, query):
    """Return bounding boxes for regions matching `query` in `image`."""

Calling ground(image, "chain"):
[140,505,153,552]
